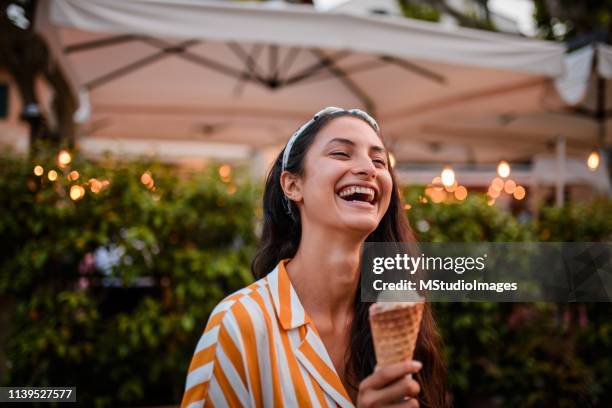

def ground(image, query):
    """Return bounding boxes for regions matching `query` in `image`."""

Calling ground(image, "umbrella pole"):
[555,136,566,207]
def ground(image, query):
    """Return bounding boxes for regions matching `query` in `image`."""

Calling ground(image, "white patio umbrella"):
[416,44,612,202]
[429,44,612,154]
[34,0,568,166]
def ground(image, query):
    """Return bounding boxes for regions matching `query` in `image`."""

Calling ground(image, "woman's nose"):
[351,155,377,179]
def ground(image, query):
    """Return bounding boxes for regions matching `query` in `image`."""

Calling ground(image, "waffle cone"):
[369,302,424,366]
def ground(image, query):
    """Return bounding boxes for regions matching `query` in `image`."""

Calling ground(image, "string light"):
[497,160,511,178]
[454,185,468,200]
[428,169,468,204]
[504,179,516,194]
[141,171,152,185]
[57,150,72,168]
[69,185,85,200]
[513,186,526,200]
[69,170,79,181]
[141,171,155,189]
[430,189,445,203]
[491,177,504,192]
[47,170,58,181]
[218,164,232,182]
[89,178,102,193]
[440,166,455,187]
[587,150,600,171]
[33,165,43,176]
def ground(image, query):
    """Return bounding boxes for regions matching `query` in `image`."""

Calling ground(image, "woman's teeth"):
[337,186,376,203]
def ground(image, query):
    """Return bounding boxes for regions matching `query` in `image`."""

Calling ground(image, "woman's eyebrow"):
[326,137,387,154]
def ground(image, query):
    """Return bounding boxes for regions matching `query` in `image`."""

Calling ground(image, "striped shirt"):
[180,259,355,408]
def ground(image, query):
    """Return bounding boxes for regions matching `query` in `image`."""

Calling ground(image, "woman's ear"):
[280,170,303,204]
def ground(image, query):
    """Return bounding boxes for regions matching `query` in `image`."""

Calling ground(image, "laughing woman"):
[180,107,448,408]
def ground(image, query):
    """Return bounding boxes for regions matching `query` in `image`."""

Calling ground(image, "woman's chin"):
[336,216,379,236]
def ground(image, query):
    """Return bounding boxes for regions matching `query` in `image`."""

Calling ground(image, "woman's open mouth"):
[336,185,377,208]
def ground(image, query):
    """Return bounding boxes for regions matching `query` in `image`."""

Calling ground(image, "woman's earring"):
[285,195,300,222]
[283,195,294,216]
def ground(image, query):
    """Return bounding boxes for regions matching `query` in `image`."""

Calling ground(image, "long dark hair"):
[251,111,449,407]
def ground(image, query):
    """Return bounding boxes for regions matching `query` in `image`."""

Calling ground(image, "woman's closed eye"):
[330,151,350,158]
[331,151,387,168]
[373,158,387,167]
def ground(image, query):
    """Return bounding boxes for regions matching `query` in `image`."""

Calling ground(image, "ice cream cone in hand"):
[369,301,425,366]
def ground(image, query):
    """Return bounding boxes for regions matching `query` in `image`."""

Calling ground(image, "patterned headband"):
[281,106,379,173]
[281,106,380,216]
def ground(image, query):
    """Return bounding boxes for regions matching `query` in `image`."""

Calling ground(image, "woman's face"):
[292,115,393,236]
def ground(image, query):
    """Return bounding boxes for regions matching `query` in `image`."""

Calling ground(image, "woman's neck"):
[285,224,365,327]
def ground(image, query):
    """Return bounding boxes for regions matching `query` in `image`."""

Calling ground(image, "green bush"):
[403,186,533,242]
[403,186,612,407]
[536,198,612,242]
[0,153,610,407]
[0,149,257,406]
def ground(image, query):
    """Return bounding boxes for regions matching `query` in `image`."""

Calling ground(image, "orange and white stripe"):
[180,259,355,408]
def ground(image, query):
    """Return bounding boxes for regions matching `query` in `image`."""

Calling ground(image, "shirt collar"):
[266,258,310,330]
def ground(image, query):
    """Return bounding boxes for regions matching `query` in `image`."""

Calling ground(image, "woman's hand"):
[357,360,422,408]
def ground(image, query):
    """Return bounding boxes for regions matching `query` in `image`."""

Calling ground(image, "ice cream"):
[369,301,424,366]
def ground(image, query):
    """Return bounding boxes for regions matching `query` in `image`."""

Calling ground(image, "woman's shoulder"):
[205,277,273,333]
[182,280,273,407]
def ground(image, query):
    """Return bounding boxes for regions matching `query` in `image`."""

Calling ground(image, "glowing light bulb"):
[504,179,516,194]
[513,186,526,200]
[47,170,58,181]
[141,171,152,185]
[430,189,445,203]
[497,160,511,178]
[454,185,468,201]
[491,177,504,192]
[33,165,44,176]
[219,164,232,179]
[441,166,455,187]
[89,178,102,193]
[587,150,600,171]
[58,150,71,168]
[70,185,85,200]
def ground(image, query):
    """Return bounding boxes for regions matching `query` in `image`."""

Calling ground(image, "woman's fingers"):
[383,398,420,408]
[368,375,421,406]
[360,360,422,391]
[389,375,420,398]
[357,360,422,408]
